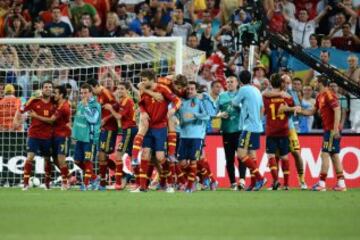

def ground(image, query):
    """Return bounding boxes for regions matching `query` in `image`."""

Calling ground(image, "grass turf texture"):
[0,188,359,240]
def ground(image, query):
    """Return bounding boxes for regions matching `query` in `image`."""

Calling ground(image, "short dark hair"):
[174,74,188,87]
[270,73,283,89]
[55,85,68,99]
[317,75,330,87]
[320,50,330,57]
[293,77,303,84]
[81,83,92,91]
[140,69,156,81]
[187,81,199,90]
[87,78,99,87]
[41,80,53,89]
[211,80,222,88]
[239,70,252,85]
[117,81,130,90]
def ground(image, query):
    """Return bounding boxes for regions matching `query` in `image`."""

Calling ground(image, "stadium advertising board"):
[0,133,359,188]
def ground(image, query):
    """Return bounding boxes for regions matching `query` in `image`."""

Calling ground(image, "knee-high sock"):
[282,160,290,186]
[241,156,262,181]
[84,161,94,186]
[268,157,278,182]
[99,162,108,187]
[115,162,123,185]
[23,161,33,186]
[238,158,247,180]
[168,161,175,185]
[44,161,52,187]
[187,162,197,190]
[60,166,69,185]
[133,165,140,186]
[203,161,215,183]
[175,163,186,185]
[167,132,177,157]
[131,134,144,160]
[146,163,154,187]
[139,160,149,190]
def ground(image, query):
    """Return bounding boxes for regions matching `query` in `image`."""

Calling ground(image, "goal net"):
[0,37,205,187]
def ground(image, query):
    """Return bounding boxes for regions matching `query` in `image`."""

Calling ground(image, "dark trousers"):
[222,131,246,185]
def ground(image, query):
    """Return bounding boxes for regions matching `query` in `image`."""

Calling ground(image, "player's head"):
[281,74,292,90]
[292,78,303,92]
[140,69,156,88]
[226,76,239,91]
[116,82,129,98]
[100,75,115,91]
[270,73,284,90]
[54,85,67,101]
[210,80,223,95]
[87,78,101,94]
[173,74,188,93]
[187,81,198,98]
[80,83,93,100]
[316,75,330,91]
[239,70,252,85]
[41,81,53,98]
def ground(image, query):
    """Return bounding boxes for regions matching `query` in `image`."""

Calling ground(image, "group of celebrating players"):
[14,67,347,192]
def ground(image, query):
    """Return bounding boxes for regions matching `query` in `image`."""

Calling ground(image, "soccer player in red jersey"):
[104,82,138,190]
[263,74,300,190]
[29,85,72,190]
[87,78,119,190]
[131,69,181,192]
[301,76,346,191]
[14,81,56,191]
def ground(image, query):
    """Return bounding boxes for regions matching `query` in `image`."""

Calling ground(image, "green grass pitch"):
[0,188,359,240]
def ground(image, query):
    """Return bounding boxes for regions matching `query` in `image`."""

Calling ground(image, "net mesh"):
[0,38,205,187]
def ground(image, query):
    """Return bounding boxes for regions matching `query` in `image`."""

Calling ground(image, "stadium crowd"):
[0,0,359,192]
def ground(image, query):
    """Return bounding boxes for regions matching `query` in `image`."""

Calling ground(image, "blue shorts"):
[178,138,203,161]
[322,131,341,154]
[74,141,96,162]
[99,130,117,154]
[27,137,52,156]
[52,137,70,156]
[117,127,138,156]
[238,131,260,150]
[143,127,167,152]
[266,136,290,156]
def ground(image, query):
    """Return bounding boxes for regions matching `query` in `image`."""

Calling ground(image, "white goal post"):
[0,37,205,187]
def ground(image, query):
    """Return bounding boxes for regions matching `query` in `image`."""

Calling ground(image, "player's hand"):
[137,82,145,91]
[278,104,287,114]
[152,92,164,102]
[82,97,88,106]
[167,108,176,118]
[217,111,228,119]
[293,106,302,116]
[104,103,113,111]
[184,113,194,119]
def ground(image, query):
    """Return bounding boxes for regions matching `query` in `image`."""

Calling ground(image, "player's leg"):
[279,137,291,190]
[313,131,332,191]
[131,112,149,163]
[23,144,37,190]
[329,134,346,191]
[234,132,246,190]
[184,139,202,192]
[167,117,177,161]
[176,138,187,189]
[40,139,53,190]
[289,128,306,189]
[98,130,116,189]
[114,128,132,190]
[237,131,264,191]
[223,132,237,189]
[266,137,279,190]
[54,137,70,190]
[83,142,96,191]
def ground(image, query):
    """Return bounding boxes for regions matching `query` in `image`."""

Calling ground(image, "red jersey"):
[53,100,71,138]
[21,98,56,139]
[97,87,119,131]
[139,84,181,128]
[264,96,294,137]
[157,77,187,98]
[118,96,136,129]
[315,90,339,131]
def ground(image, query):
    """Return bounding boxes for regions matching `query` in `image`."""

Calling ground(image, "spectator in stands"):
[204,44,228,89]
[280,0,296,19]
[305,50,331,85]
[329,81,349,130]
[330,22,360,52]
[346,55,360,132]
[299,85,315,133]
[197,64,215,91]
[32,17,48,37]
[128,2,150,36]
[0,46,19,84]
[115,3,135,31]
[187,33,199,49]
[4,13,30,37]
[150,3,171,28]
[39,0,72,28]
[283,6,330,48]
[198,22,215,57]
[70,0,101,29]
[328,9,357,37]
[0,82,4,99]
[220,0,243,25]
[320,35,333,48]
[84,0,110,29]
[194,9,220,38]
[265,0,287,34]
[168,6,193,43]
[54,69,79,103]
[309,33,319,49]
[0,84,22,131]
[102,12,122,37]
[45,7,72,37]
[79,12,100,36]
[252,64,269,91]
[141,22,153,37]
